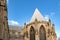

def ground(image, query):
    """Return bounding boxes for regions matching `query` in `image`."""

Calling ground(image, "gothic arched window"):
[39,25,46,40]
[30,26,35,40]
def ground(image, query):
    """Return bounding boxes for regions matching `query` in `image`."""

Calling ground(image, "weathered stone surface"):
[0,0,9,40]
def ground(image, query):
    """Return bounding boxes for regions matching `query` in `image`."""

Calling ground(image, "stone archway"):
[30,26,35,40]
[39,25,46,40]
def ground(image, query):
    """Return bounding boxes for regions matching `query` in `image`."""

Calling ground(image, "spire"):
[30,8,45,23]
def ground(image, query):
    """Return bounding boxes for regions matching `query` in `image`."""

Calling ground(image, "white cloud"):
[44,15,49,21]
[8,20,20,25]
[44,12,55,21]
[56,31,60,39]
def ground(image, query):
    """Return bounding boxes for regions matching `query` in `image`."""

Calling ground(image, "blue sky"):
[7,0,60,39]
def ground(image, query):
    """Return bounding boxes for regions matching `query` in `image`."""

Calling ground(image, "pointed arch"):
[39,25,46,40]
[30,26,35,40]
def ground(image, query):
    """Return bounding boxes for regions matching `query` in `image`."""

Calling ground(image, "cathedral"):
[9,9,57,40]
[0,0,9,40]
[0,0,57,40]
[23,8,57,40]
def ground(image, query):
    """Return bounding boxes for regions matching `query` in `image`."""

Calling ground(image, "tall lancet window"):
[30,26,35,40]
[39,25,46,40]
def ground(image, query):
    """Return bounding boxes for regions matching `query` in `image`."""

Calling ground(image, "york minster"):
[0,0,57,40]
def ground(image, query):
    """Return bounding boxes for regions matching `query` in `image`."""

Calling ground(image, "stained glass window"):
[39,25,46,40]
[30,26,35,40]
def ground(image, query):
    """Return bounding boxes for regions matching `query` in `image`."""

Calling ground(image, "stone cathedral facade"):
[0,0,9,40]
[0,0,57,40]
[23,9,57,40]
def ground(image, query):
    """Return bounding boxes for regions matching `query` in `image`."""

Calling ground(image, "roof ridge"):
[30,8,45,23]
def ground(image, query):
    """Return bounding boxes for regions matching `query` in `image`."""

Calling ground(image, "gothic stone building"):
[0,0,57,40]
[9,9,57,40]
[0,0,9,40]
[9,25,24,40]
[23,8,57,40]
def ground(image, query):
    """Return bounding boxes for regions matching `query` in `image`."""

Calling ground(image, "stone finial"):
[24,22,26,29]
[49,19,51,22]
[52,23,55,26]
[35,18,37,22]
[24,22,26,25]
